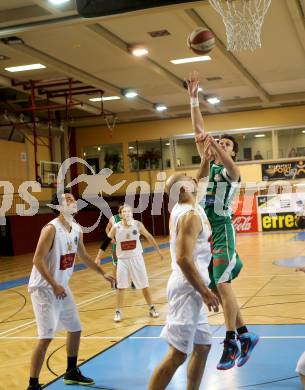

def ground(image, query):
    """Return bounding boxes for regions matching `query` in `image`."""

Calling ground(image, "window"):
[83,144,124,173]
[276,127,305,159]
[232,131,273,162]
[174,137,198,168]
[128,139,171,171]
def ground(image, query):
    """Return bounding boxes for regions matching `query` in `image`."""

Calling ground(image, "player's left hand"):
[103,273,116,284]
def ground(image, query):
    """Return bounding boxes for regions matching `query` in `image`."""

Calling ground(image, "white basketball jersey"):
[28,218,81,292]
[115,220,142,259]
[169,202,211,285]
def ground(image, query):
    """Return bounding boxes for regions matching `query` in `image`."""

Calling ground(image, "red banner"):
[232,214,258,233]
[232,195,258,233]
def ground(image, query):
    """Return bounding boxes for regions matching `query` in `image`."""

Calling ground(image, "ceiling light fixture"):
[155,104,167,112]
[122,89,138,98]
[254,134,266,138]
[207,97,220,105]
[48,0,70,5]
[129,146,135,150]
[89,96,120,102]
[97,147,101,151]
[302,130,305,133]
[129,45,149,57]
[170,55,211,65]
[165,142,170,146]
[5,63,46,72]
[198,86,203,92]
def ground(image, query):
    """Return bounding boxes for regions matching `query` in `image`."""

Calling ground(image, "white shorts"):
[160,273,212,355]
[296,351,305,375]
[116,255,149,289]
[30,287,82,339]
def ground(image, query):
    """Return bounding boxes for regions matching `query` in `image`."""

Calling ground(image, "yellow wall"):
[0,139,27,193]
[75,105,305,194]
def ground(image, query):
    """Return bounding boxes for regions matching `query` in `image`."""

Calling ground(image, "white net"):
[209,0,272,51]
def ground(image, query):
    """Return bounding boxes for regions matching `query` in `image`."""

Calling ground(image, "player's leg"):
[115,259,129,321]
[187,344,211,390]
[28,339,52,389]
[130,255,159,317]
[212,222,258,369]
[296,351,305,389]
[59,288,94,385]
[27,289,56,389]
[148,346,187,390]
[187,310,212,390]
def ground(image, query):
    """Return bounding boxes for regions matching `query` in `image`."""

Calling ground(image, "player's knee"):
[169,348,187,367]
[193,343,211,356]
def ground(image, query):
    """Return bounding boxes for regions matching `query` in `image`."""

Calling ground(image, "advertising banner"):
[262,160,305,181]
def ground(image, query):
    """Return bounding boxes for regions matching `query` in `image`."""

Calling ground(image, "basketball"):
[187,27,215,55]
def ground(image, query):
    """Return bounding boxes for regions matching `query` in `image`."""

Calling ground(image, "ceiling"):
[0,0,305,133]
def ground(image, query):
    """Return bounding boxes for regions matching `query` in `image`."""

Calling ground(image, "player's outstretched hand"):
[202,289,219,312]
[186,71,199,98]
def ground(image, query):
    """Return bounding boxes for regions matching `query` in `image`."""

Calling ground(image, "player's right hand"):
[186,71,199,97]
[53,284,67,300]
[94,257,100,265]
[202,290,219,312]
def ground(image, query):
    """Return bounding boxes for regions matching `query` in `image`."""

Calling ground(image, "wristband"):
[190,97,199,108]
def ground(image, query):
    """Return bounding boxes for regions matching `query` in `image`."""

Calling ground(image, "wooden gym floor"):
[1,231,305,389]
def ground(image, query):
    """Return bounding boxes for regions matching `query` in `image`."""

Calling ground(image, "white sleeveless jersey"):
[115,220,142,259]
[28,218,81,292]
[169,202,212,286]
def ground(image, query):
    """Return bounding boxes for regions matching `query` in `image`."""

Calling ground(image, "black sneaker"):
[63,367,95,386]
[130,281,136,289]
[217,339,240,370]
[26,385,43,390]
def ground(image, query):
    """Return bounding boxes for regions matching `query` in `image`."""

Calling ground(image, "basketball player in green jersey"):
[187,71,259,370]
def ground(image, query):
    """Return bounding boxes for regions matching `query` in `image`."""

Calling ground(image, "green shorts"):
[208,221,243,289]
[112,244,118,266]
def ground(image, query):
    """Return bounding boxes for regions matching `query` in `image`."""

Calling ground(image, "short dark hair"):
[219,134,239,161]
[49,189,71,215]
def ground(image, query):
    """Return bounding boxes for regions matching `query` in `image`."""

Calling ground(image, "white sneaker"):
[114,310,121,322]
[149,306,159,318]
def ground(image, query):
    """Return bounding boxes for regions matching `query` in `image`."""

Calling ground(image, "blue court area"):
[45,324,304,390]
[293,231,305,241]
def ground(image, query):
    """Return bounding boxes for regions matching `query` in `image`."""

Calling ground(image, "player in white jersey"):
[148,171,219,390]
[108,204,163,322]
[27,191,114,390]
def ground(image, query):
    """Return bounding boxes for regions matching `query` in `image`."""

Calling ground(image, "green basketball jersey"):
[200,163,240,225]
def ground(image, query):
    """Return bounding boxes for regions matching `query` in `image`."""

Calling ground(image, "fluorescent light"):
[165,142,170,146]
[129,146,135,150]
[97,147,101,151]
[122,90,138,98]
[5,63,46,72]
[207,97,220,105]
[83,152,86,157]
[130,47,148,57]
[155,104,167,112]
[255,134,265,138]
[89,96,120,102]
[170,55,211,65]
[302,130,305,133]
[198,87,203,92]
[49,0,70,4]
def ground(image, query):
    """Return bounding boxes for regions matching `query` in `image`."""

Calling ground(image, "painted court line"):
[2,335,305,340]
[0,267,170,337]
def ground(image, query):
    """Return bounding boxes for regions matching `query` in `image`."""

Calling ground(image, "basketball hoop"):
[209,0,272,51]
